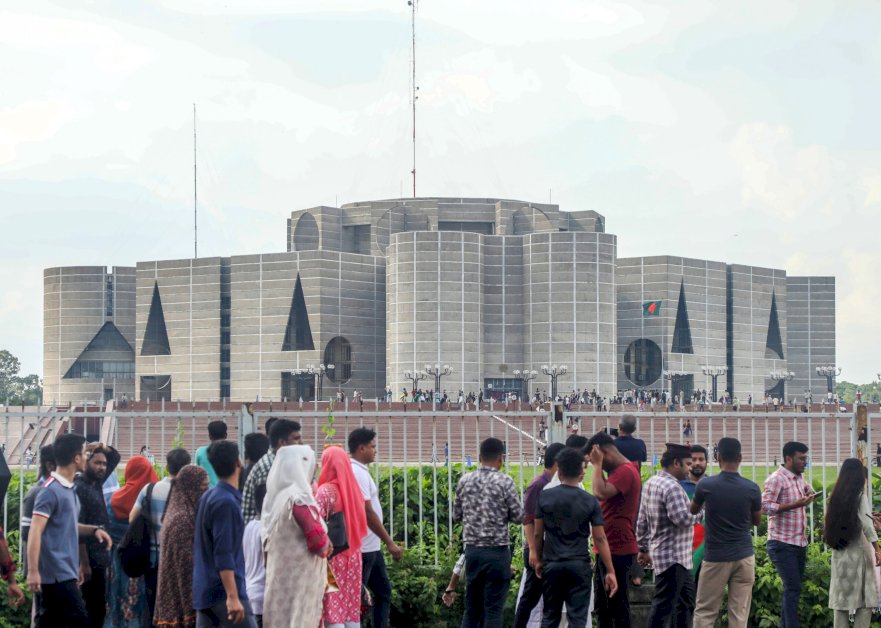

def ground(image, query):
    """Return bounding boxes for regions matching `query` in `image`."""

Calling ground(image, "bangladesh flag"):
[643,301,661,316]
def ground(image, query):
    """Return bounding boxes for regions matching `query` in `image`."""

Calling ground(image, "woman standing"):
[316,446,368,628]
[261,445,332,627]
[107,456,159,627]
[824,458,881,628]
[154,465,209,628]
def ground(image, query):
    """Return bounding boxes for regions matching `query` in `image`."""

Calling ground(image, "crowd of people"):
[4,412,881,628]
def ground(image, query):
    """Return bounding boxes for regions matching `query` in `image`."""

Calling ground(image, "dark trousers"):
[594,554,634,628]
[648,563,695,628]
[767,540,807,628]
[144,565,158,625]
[37,579,90,628]
[541,559,592,628]
[514,547,543,628]
[80,566,106,628]
[363,550,392,628]
[462,546,511,628]
[195,600,257,628]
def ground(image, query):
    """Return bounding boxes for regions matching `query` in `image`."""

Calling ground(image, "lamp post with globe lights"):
[768,370,795,405]
[304,363,334,400]
[541,365,567,400]
[663,370,689,405]
[513,369,537,401]
[424,364,453,396]
[816,365,841,394]
[403,369,426,397]
[702,366,728,403]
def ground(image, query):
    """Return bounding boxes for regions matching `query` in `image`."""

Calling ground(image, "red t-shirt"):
[599,462,641,555]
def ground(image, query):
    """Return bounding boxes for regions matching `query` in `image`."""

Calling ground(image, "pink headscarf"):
[318,446,368,553]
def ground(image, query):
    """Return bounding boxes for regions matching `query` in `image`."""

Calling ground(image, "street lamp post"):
[702,366,728,403]
[403,369,427,395]
[662,370,689,404]
[303,363,335,400]
[816,365,842,394]
[513,369,538,401]
[540,365,568,400]
[424,363,453,396]
[768,370,795,404]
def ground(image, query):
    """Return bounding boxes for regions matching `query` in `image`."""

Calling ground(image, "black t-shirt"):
[536,485,604,562]
[613,435,647,465]
[693,471,761,562]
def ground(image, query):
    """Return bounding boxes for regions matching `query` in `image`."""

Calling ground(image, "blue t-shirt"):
[693,471,761,562]
[613,435,647,466]
[193,481,249,611]
[195,445,219,488]
[32,473,80,583]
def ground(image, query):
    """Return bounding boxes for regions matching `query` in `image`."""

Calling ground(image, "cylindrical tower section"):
[387,231,483,397]
[523,232,617,398]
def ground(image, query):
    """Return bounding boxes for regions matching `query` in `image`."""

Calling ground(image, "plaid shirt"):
[636,470,703,573]
[242,450,275,523]
[762,466,809,547]
[453,467,524,547]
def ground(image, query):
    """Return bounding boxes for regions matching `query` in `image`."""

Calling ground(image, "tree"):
[835,380,881,404]
[0,349,43,406]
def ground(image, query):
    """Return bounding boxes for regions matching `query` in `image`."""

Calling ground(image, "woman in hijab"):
[262,445,332,627]
[107,455,159,627]
[154,465,209,628]
[316,446,368,628]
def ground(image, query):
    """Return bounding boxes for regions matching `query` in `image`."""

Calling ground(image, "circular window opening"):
[624,339,662,387]
[324,336,352,384]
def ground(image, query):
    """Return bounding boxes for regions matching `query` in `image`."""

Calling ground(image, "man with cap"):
[636,443,704,628]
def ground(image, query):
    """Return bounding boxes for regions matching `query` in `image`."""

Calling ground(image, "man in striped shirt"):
[637,443,703,628]
[762,441,817,628]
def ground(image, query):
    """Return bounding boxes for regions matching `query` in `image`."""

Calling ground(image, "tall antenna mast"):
[409,0,417,198]
[193,103,198,259]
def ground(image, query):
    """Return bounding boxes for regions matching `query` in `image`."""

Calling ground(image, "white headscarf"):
[261,444,317,542]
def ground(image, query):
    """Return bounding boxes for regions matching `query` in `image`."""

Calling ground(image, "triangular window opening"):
[141,282,171,356]
[63,322,135,379]
[282,274,315,351]
[765,292,784,360]
[671,280,694,354]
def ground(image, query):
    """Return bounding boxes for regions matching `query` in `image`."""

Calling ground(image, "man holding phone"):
[761,441,817,628]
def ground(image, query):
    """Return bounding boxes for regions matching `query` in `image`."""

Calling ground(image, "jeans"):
[541,559,592,628]
[362,550,392,628]
[513,547,543,628]
[195,600,258,628]
[594,554,634,628]
[37,580,89,628]
[462,546,511,628]
[80,566,106,628]
[767,540,807,628]
[648,564,695,628]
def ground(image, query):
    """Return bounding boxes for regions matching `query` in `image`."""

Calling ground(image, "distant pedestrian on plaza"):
[513,441,565,627]
[534,446,618,628]
[690,438,761,628]
[242,419,302,523]
[762,441,817,628]
[587,431,642,628]
[193,440,258,627]
[824,459,881,628]
[27,433,113,628]
[195,420,228,488]
[454,437,524,628]
[613,415,647,469]
[637,443,703,628]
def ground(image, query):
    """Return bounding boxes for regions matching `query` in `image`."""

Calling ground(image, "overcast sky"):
[2,0,880,383]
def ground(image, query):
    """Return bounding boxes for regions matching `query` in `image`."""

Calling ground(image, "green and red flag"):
[642,300,662,316]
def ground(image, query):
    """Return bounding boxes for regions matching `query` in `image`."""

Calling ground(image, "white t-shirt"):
[352,458,382,553]
[243,520,265,615]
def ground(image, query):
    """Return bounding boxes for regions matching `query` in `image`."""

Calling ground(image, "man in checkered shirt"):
[636,443,704,628]
[761,441,817,628]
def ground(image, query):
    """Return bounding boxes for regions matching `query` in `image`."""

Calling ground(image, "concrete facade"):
[43,197,836,404]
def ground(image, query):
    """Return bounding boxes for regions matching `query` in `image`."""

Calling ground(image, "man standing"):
[637,443,703,628]
[614,415,647,469]
[587,431,642,628]
[454,437,524,628]
[193,440,257,628]
[513,441,565,627]
[679,445,708,580]
[27,433,113,628]
[348,427,403,628]
[74,443,120,627]
[534,447,618,628]
[762,441,817,628]
[691,438,762,628]
[195,420,228,488]
[129,447,191,621]
[241,419,301,523]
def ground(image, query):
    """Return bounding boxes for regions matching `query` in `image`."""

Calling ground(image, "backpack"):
[118,482,154,577]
